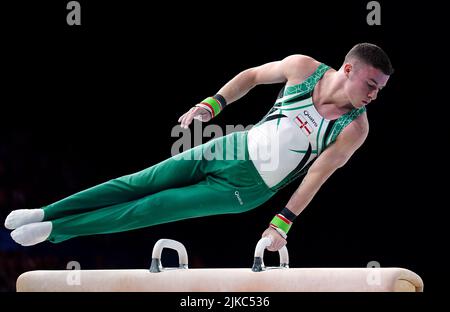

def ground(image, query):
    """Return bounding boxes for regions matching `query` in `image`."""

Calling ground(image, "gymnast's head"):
[340,43,393,109]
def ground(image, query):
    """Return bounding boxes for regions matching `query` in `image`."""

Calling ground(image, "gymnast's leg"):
[22,176,270,244]
[4,145,208,230]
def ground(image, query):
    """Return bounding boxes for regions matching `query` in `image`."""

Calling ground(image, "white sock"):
[10,222,52,246]
[4,209,45,230]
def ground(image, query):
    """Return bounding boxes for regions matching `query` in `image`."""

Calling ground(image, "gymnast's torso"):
[247,63,366,191]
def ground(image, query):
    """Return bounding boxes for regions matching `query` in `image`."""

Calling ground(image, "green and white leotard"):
[248,63,366,191]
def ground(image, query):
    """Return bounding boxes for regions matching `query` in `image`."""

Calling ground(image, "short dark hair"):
[345,43,394,75]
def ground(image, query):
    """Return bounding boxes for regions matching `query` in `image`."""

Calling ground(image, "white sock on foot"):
[4,209,45,230]
[10,221,52,246]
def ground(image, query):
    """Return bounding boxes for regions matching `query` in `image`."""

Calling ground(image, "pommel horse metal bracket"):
[148,237,287,273]
[149,239,189,272]
[252,237,289,272]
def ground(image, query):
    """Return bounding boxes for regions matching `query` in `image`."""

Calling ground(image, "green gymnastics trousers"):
[43,131,276,243]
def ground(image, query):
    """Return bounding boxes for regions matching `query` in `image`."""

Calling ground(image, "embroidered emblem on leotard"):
[294,114,314,136]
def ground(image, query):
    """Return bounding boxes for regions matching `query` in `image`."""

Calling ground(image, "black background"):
[0,0,446,306]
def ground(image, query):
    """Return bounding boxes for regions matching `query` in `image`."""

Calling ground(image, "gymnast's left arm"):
[263,115,369,251]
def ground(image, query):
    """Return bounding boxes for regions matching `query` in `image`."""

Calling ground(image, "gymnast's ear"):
[343,63,353,77]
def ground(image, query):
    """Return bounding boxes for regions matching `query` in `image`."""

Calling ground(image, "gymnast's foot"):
[10,222,52,246]
[4,209,44,230]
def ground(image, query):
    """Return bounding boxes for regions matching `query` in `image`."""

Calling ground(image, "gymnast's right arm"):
[178,55,313,128]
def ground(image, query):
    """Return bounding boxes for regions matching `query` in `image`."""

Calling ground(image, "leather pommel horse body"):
[16,238,424,292]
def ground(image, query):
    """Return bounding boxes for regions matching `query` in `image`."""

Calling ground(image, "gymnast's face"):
[344,61,390,108]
